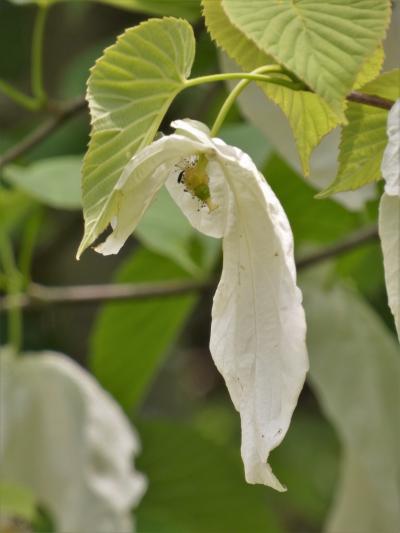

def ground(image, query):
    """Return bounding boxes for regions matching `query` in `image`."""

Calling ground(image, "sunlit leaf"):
[78,18,195,257]
[318,69,400,196]
[203,0,341,175]
[353,44,384,89]
[3,156,82,210]
[221,0,390,117]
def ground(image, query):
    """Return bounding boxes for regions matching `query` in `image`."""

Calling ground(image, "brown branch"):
[346,91,394,111]
[0,97,87,170]
[0,225,379,311]
[0,279,215,311]
[0,87,395,172]
[296,225,379,270]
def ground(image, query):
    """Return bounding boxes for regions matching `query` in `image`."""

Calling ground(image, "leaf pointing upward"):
[78,18,195,258]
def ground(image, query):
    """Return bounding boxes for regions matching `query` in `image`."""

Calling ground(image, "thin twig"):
[0,87,395,172]
[0,97,86,170]
[0,225,379,311]
[346,91,394,111]
[296,225,379,270]
[0,279,213,311]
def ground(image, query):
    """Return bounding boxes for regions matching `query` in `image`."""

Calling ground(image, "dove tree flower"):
[379,99,400,340]
[0,348,146,531]
[80,118,309,491]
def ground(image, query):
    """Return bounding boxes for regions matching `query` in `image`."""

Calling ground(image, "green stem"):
[0,4,48,111]
[185,69,287,88]
[210,66,288,136]
[18,208,43,286]
[0,235,23,354]
[0,79,41,111]
[31,4,48,104]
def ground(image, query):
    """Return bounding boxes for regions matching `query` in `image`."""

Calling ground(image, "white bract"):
[0,348,146,531]
[379,99,400,341]
[86,119,309,490]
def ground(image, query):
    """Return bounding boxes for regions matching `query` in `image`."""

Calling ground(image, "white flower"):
[89,118,309,491]
[379,99,400,340]
[0,348,147,531]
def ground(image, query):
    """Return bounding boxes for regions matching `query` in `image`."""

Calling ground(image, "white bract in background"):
[0,349,146,532]
[379,99,400,340]
[86,118,309,491]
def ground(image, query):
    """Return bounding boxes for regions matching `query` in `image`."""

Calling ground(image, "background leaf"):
[136,187,219,277]
[0,483,36,523]
[90,247,200,411]
[0,188,35,236]
[136,420,283,533]
[7,0,201,19]
[221,0,390,116]
[264,154,360,245]
[3,156,82,210]
[219,122,272,169]
[79,17,196,256]
[319,69,400,196]
[95,0,201,20]
[304,278,400,532]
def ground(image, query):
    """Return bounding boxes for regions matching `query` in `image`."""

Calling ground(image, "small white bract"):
[0,348,146,531]
[379,99,400,340]
[83,119,309,490]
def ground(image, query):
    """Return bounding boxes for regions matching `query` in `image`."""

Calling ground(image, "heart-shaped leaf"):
[78,18,195,257]
[221,0,390,117]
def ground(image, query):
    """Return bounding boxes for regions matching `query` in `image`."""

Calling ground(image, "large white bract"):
[89,118,309,490]
[0,349,146,531]
[379,99,400,340]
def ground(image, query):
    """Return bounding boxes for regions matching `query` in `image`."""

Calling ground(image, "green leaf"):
[203,0,342,175]
[0,188,35,236]
[353,44,384,90]
[264,154,360,245]
[136,421,283,533]
[90,248,199,411]
[221,0,391,117]
[271,414,339,529]
[136,187,219,276]
[319,69,400,196]
[96,0,201,19]
[78,18,195,257]
[0,483,36,522]
[7,0,201,19]
[304,280,400,532]
[219,122,272,168]
[3,156,82,210]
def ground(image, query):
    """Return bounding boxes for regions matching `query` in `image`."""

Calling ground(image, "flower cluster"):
[92,119,309,490]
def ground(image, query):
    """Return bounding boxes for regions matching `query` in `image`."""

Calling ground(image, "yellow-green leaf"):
[319,69,400,197]
[221,0,391,117]
[78,18,195,258]
[203,0,341,175]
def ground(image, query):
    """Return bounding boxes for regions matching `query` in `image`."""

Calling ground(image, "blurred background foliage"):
[0,0,399,531]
